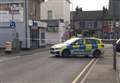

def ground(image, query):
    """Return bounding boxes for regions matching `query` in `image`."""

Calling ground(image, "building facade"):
[71,8,106,38]
[109,0,120,18]
[0,0,46,49]
[41,0,71,44]
[71,0,120,39]
[41,0,70,25]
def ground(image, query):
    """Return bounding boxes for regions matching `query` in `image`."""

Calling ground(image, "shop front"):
[29,20,46,48]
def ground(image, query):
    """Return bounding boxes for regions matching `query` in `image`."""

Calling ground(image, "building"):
[41,0,70,25]
[0,0,46,49]
[41,0,71,44]
[109,0,120,18]
[71,0,120,39]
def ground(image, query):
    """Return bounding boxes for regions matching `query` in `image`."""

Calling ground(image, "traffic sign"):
[33,21,38,27]
[10,20,16,29]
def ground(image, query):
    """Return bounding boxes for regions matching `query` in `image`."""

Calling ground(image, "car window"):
[74,39,83,45]
[85,39,100,44]
[85,39,91,44]
[64,38,79,44]
[95,40,100,44]
[116,39,120,44]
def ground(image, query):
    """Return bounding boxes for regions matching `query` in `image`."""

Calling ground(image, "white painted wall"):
[41,0,70,24]
[45,23,65,44]
[41,0,70,44]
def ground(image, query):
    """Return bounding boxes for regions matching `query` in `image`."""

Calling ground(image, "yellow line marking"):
[81,59,98,83]
[72,58,96,83]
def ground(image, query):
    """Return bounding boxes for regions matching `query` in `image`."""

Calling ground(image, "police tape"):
[19,38,118,42]
[25,38,63,42]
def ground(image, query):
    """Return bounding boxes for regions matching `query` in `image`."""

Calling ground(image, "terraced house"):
[71,0,120,39]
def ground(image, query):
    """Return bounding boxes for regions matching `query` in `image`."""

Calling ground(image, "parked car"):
[115,39,120,52]
[50,37,104,58]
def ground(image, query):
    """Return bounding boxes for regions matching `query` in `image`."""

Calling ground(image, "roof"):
[71,10,111,21]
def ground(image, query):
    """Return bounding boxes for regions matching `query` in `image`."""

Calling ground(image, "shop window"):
[47,27,58,32]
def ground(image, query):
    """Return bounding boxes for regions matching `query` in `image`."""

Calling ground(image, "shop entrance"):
[30,29,39,48]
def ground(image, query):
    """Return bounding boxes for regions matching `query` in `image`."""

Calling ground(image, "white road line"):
[80,59,98,83]
[72,58,96,83]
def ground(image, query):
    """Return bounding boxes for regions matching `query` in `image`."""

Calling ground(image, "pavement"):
[84,44,119,83]
[0,46,50,63]
[84,57,118,83]
[117,54,120,83]
[0,45,50,56]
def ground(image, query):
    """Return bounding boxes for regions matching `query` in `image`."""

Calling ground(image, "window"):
[48,10,53,19]
[80,21,85,28]
[85,39,100,44]
[94,21,97,28]
[85,39,91,44]
[74,39,83,45]
[47,21,59,32]
[47,27,58,32]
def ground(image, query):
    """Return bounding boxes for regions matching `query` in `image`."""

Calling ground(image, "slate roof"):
[71,10,112,21]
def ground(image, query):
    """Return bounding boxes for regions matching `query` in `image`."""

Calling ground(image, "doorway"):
[30,28,39,48]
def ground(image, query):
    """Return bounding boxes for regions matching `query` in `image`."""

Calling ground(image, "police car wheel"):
[62,49,70,57]
[93,50,101,58]
[55,55,60,57]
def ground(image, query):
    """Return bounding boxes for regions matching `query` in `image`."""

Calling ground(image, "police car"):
[50,37,104,58]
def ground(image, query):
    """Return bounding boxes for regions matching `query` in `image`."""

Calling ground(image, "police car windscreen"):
[64,38,79,44]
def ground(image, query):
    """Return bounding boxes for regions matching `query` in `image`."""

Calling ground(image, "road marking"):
[80,59,98,83]
[72,58,96,83]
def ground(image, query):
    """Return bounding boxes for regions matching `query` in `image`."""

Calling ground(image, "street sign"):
[10,20,16,29]
[31,20,38,30]
[33,21,38,27]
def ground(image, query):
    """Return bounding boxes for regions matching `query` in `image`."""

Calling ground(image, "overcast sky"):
[70,0,109,11]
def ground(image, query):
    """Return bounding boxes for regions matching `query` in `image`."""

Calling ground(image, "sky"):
[70,0,109,11]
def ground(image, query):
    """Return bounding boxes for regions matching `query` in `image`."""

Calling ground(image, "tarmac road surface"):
[0,50,92,83]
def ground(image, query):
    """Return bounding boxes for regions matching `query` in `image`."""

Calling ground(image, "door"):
[85,39,92,53]
[30,29,39,48]
[72,39,85,55]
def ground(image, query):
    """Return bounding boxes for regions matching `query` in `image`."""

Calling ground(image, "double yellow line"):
[72,58,97,83]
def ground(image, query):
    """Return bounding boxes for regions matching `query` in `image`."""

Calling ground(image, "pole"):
[25,0,28,48]
[11,4,17,51]
[113,45,117,70]
[113,21,117,70]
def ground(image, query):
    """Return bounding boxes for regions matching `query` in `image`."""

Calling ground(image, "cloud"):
[70,0,109,11]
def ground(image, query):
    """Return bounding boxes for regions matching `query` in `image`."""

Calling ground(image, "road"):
[0,50,92,83]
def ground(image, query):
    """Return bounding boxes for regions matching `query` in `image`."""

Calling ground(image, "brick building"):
[71,0,120,39]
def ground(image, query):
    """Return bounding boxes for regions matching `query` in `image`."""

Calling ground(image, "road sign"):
[10,20,16,29]
[31,20,38,30]
[33,21,38,27]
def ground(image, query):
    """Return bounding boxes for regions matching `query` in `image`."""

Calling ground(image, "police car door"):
[85,39,92,53]
[72,39,85,55]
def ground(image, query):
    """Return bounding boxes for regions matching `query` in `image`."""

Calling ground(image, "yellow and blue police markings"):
[50,37,104,57]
